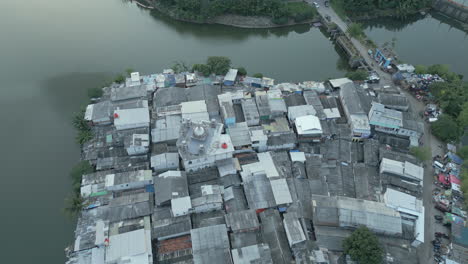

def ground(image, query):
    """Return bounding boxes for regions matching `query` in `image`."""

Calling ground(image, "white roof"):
[404,161,424,181]
[283,217,306,247]
[114,108,150,126]
[171,196,192,216]
[84,104,94,121]
[106,229,151,263]
[323,108,341,119]
[257,152,280,179]
[380,158,404,175]
[287,105,316,122]
[224,69,238,82]
[270,179,292,205]
[384,188,423,213]
[295,115,322,135]
[384,188,424,244]
[181,100,207,114]
[131,72,140,82]
[350,114,371,132]
[290,151,306,163]
[329,78,352,88]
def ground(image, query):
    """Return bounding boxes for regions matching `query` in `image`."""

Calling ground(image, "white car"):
[313,2,319,8]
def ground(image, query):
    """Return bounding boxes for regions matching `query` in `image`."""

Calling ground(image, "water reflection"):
[149,9,313,40]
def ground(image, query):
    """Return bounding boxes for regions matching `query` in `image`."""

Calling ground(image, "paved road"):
[310,2,447,263]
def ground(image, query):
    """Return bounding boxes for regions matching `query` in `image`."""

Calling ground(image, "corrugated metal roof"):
[270,179,293,205]
[191,224,232,264]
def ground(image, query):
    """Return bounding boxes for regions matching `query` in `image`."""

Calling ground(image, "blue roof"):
[447,152,463,165]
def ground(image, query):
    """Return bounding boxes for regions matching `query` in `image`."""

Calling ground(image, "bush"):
[76,130,93,145]
[346,70,368,81]
[410,146,431,162]
[237,67,247,76]
[458,146,468,160]
[114,74,126,84]
[64,193,85,216]
[414,65,427,74]
[87,87,103,99]
[343,226,383,264]
[207,56,231,75]
[70,161,94,187]
[72,109,90,132]
[347,23,365,39]
[192,63,211,76]
[253,73,264,78]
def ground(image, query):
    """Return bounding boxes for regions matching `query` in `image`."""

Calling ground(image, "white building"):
[384,188,425,247]
[295,115,323,142]
[125,133,150,155]
[177,119,234,172]
[105,228,153,264]
[104,170,153,192]
[339,83,371,139]
[380,158,424,183]
[369,102,423,146]
[181,100,210,122]
[113,108,150,131]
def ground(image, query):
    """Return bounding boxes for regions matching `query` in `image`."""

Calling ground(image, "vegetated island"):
[330,0,433,20]
[146,0,319,28]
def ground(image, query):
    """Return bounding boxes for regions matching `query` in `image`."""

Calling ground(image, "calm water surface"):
[0,1,344,263]
[364,13,468,78]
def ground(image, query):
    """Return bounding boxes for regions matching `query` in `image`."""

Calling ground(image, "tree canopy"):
[207,56,231,75]
[336,0,432,17]
[346,70,368,81]
[157,0,317,25]
[410,146,431,162]
[343,226,383,264]
[431,115,460,143]
[347,23,365,39]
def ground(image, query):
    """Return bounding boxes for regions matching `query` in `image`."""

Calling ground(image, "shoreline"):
[148,2,319,29]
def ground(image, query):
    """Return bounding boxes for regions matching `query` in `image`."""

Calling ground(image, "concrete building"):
[231,244,273,264]
[218,93,236,127]
[295,115,323,142]
[110,84,147,102]
[369,102,423,146]
[384,188,425,247]
[191,225,232,264]
[124,133,149,155]
[339,83,371,139]
[224,69,238,86]
[380,158,424,183]
[241,98,260,126]
[177,119,234,171]
[181,100,210,122]
[113,108,150,131]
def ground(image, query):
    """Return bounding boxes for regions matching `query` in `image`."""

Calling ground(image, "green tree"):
[87,87,103,99]
[125,68,135,76]
[192,64,211,76]
[458,102,468,129]
[172,61,190,73]
[206,56,231,75]
[114,73,126,84]
[72,109,90,132]
[414,65,427,74]
[458,146,468,160]
[431,115,460,142]
[347,23,365,39]
[410,146,431,162]
[343,226,383,264]
[237,67,247,76]
[76,130,93,145]
[70,161,94,187]
[64,193,85,216]
[253,73,263,78]
[346,70,368,81]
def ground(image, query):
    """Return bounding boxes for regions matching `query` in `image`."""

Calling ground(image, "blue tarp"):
[447,152,463,165]
[145,184,155,193]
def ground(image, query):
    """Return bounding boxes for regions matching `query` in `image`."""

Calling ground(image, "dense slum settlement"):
[66,68,431,264]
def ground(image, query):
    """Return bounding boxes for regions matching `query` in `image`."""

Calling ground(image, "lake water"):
[364,13,468,78]
[1,0,467,263]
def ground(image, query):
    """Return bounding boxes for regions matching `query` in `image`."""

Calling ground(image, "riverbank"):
[149,1,319,29]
